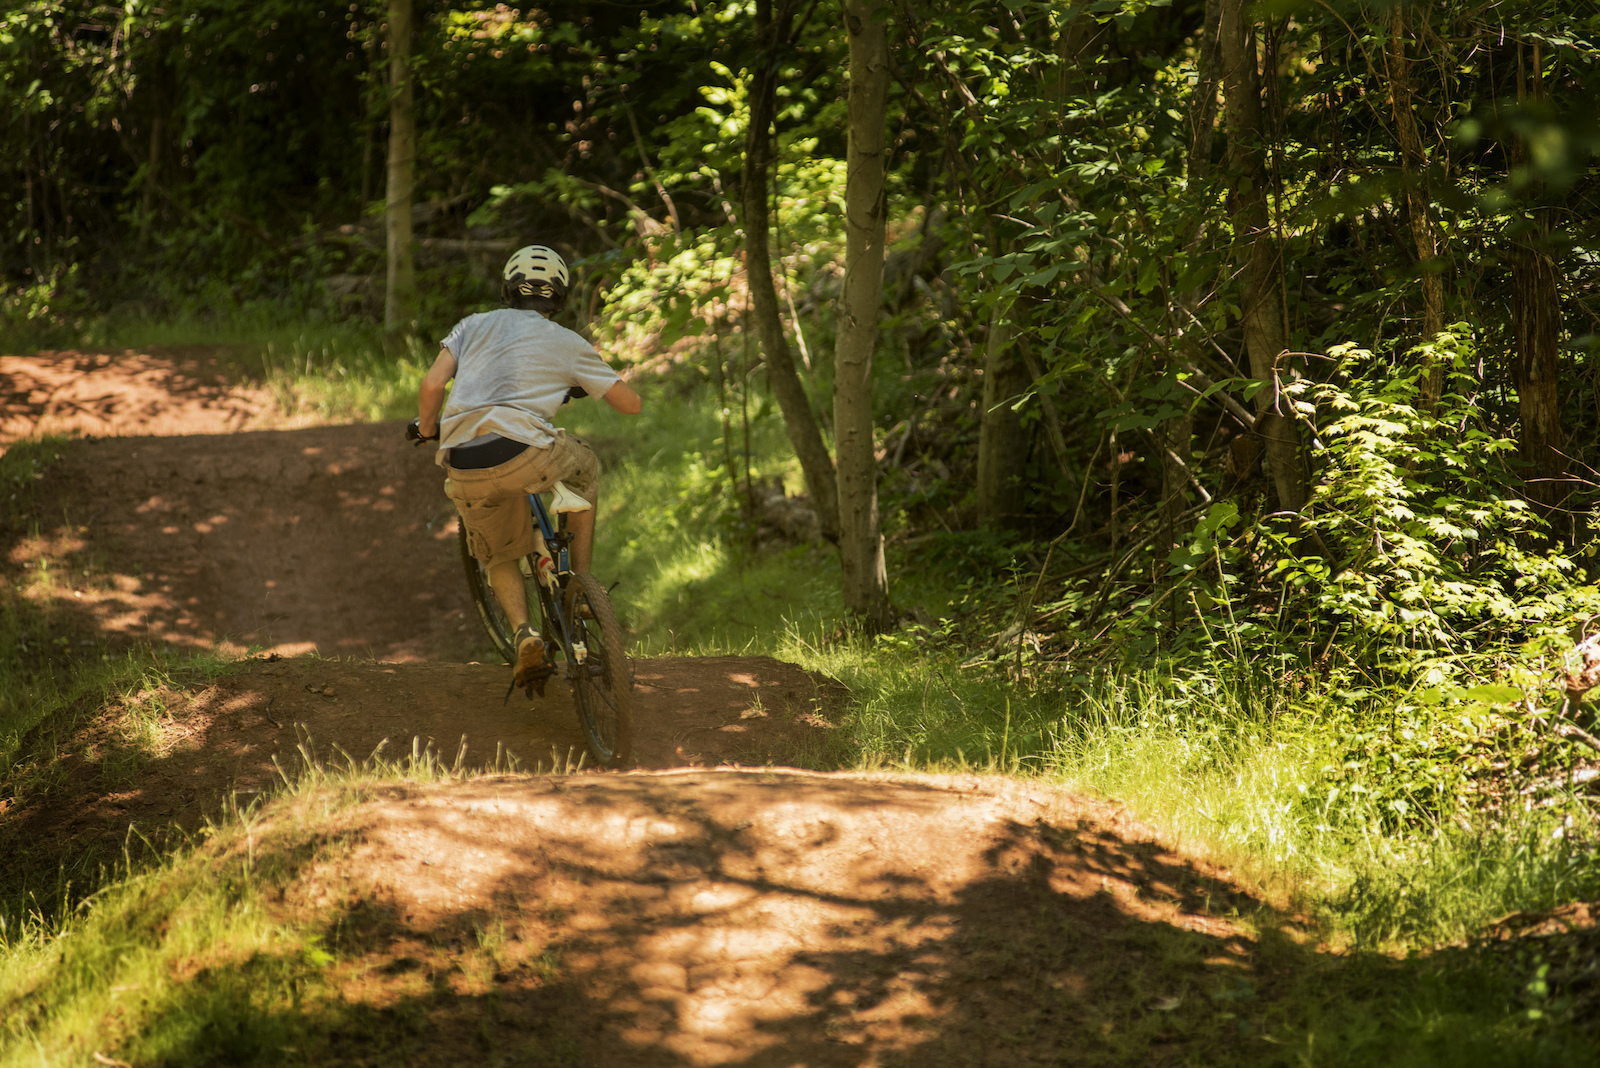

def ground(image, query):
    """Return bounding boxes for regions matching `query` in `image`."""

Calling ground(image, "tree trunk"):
[1157,0,1223,558]
[384,0,416,354]
[1508,41,1567,517]
[1219,0,1307,513]
[741,0,840,542]
[1386,3,1446,410]
[1188,0,1224,180]
[140,34,169,231]
[834,0,892,629]
[976,296,1032,527]
[1512,239,1566,514]
[1159,407,1198,553]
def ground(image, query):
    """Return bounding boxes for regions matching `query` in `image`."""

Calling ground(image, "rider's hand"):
[406,418,439,444]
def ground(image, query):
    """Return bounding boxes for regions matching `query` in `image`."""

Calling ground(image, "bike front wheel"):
[563,572,633,767]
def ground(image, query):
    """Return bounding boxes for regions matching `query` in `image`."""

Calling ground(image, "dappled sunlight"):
[220,771,1280,1064]
[0,349,304,445]
[3,421,479,662]
[0,656,847,892]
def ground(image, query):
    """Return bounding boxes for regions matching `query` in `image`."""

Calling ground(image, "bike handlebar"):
[405,418,439,446]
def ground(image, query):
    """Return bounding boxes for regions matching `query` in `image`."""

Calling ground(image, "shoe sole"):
[514,633,548,675]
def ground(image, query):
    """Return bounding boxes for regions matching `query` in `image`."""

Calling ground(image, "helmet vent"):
[502,243,569,307]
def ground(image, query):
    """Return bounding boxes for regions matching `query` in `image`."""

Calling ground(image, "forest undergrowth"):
[4,321,1600,1061]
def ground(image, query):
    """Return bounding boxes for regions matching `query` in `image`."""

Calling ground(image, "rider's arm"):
[602,378,642,415]
[418,347,458,438]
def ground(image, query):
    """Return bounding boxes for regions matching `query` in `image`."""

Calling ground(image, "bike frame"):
[528,492,588,681]
[529,491,569,574]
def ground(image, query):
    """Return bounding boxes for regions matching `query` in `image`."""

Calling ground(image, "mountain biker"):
[411,244,642,696]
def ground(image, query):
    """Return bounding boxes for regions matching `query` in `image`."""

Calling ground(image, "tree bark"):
[384,0,416,354]
[1158,0,1223,557]
[1188,0,1224,180]
[976,296,1032,526]
[741,0,840,541]
[1219,0,1307,513]
[1512,237,1566,514]
[1509,41,1567,516]
[834,0,892,629]
[1386,2,1446,410]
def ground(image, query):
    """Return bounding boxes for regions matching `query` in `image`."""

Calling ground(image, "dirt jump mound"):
[230,769,1269,1066]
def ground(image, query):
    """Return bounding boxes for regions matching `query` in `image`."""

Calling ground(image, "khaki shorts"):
[445,430,600,567]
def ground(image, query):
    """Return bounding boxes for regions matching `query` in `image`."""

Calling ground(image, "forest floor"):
[0,348,1434,1063]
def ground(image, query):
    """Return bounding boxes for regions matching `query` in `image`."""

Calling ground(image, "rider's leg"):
[487,561,530,628]
[448,468,546,692]
[488,558,546,690]
[566,507,596,573]
[548,433,601,573]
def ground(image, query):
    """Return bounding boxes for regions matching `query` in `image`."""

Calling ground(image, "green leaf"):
[1458,684,1523,704]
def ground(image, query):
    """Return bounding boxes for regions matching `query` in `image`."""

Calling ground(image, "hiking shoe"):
[512,624,552,697]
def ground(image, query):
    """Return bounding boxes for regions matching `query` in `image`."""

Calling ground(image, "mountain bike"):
[407,419,632,766]
[455,487,632,767]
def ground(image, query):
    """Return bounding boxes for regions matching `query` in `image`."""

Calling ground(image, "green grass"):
[815,632,1600,950]
[0,739,577,1067]
[0,440,234,787]
[559,383,846,655]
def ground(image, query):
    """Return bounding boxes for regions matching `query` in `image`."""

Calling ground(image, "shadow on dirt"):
[102,772,1312,1067]
[0,348,274,443]
[0,658,851,918]
[1,423,475,661]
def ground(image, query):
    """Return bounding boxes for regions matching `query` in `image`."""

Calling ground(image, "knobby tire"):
[459,522,519,664]
[564,571,633,767]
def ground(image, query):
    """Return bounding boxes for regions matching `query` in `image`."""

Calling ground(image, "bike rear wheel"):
[563,572,633,767]
[458,522,521,664]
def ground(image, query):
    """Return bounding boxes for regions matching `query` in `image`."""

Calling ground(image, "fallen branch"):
[1555,722,1600,757]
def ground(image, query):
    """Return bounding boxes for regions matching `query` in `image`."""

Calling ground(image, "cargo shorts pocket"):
[464,522,494,562]
[450,500,494,562]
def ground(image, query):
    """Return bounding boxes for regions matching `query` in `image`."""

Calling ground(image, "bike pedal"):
[517,663,556,699]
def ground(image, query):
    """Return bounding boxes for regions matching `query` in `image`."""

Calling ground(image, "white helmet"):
[502,244,569,305]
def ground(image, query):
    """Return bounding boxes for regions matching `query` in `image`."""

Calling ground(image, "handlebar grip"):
[405,418,438,445]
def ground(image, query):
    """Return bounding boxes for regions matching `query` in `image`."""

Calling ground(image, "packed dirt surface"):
[1,346,296,443]
[236,771,1274,1065]
[4,655,844,868]
[2,347,1279,1063]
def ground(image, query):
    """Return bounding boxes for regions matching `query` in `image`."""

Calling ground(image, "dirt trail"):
[3,346,844,843]
[238,771,1273,1065]
[1,347,295,443]
[1,348,1278,1063]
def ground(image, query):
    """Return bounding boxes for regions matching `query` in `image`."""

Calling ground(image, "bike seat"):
[551,480,593,514]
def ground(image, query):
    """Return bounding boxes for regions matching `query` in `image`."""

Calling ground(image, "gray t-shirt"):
[435,309,621,465]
